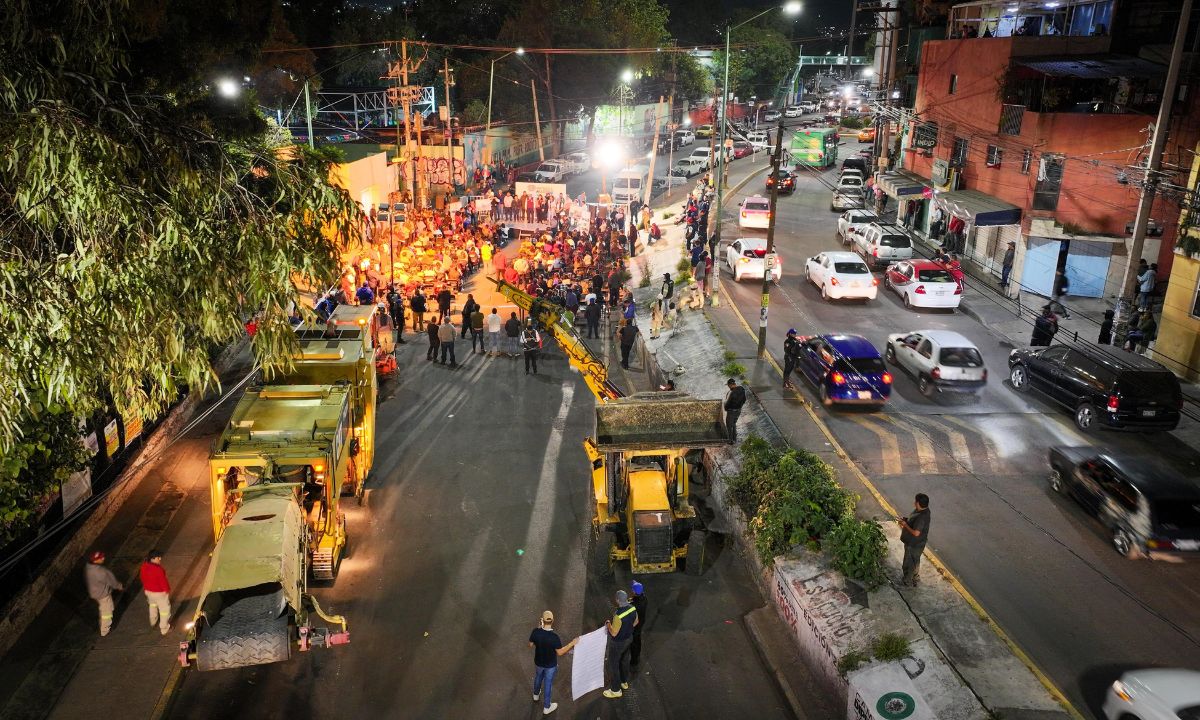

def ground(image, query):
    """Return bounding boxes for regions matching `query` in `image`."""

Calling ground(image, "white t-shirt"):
[486,313,503,332]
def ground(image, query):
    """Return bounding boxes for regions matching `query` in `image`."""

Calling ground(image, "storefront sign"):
[912,124,938,150]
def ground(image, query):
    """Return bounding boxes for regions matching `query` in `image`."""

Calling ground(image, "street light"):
[486,47,524,136]
[621,68,634,83]
[215,78,240,99]
[597,140,625,193]
[713,1,801,306]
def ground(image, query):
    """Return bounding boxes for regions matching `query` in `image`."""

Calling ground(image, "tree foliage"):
[712,25,795,100]
[0,0,359,539]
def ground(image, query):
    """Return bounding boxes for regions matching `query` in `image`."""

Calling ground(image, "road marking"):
[717,285,1085,720]
[874,413,941,474]
[893,413,974,474]
[934,414,1000,468]
[844,415,904,475]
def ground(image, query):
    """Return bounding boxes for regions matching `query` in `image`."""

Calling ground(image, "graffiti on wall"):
[400,146,467,187]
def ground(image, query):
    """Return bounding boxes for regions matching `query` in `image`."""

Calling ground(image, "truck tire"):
[590,530,615,580]
[196,593,292,671]
[685,530,707,576]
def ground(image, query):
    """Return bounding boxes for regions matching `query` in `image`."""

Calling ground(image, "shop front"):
[876,170,932,235]
[933,189,1022,280]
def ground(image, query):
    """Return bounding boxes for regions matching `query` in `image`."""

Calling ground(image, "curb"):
[0,337,250,663]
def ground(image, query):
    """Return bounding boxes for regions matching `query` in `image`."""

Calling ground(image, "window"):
[1033,153,1065,210]
[949,74,958,94]
[951,137,968,167]
[917,340,934,359]
[986,145,1003,168]
[1021,149,1032,175]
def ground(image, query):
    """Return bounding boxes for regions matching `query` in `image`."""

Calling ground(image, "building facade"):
[1154,144,1200,381]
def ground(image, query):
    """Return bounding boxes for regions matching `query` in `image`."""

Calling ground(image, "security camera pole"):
[757,120,785,358]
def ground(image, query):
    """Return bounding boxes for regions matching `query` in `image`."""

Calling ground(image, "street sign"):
[764,253,778,270]
[912,123,938,150]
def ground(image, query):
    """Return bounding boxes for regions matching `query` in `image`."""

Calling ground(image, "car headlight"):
[1110,680,1132,702]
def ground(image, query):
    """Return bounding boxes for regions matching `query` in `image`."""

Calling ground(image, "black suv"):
[1008,344,1182,431]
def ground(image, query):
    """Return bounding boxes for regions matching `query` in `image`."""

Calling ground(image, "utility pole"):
[757,121,785,357]
[303,80,315,149]
[442,58,454,159]
[531,80,545,162]
[1115,0,1193,342]
[709,83,722,307]
[646,96,665,206]
[846,0,858,82]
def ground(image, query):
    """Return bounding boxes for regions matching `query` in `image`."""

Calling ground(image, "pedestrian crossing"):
[838,412,1009,477]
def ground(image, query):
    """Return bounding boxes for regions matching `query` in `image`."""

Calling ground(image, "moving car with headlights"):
[766,169,796,194]
[763,109,782,122]
[831,175,865,211]
[1048,448,1200,560]
[853,223,913,269]
[838,209,877,242]
[1008,344,1182,432]
[738,195,772,229]
[1103,668,1200,719]
[784,105,802,117]
[794,334,892,407]
[885,330,985,397]
[725,237,782,282]
[673,157,707,177]
[883,259,962,309]
[805,252,877,302]
[857,127,876,143]
[695,124,714,138]
[732,141,755,159]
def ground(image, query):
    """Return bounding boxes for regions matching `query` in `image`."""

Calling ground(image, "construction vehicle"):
[491,278,725,576]
[184,384,356,671]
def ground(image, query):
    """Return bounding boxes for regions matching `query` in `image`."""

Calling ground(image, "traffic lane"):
[170,341,798,719]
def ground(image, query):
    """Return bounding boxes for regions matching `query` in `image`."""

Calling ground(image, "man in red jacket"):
[139,550,172,635]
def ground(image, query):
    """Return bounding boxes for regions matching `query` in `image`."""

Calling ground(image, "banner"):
[514,181,567,197]
[570,627,608,700]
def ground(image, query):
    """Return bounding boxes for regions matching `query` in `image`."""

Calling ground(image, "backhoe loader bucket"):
[593,393,727,451]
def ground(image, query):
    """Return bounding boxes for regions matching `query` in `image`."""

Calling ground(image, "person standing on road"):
[410,288,428,333]
[438,316,458,366]
[629,581,647,669]
[602,590,639,699]
[387,286,407,344]
[1000,241,1016,290]
[426,317,441,361]
[522,320,541,375]
[529,610,577,716]
[470,305,486,353]
[139,550,172,635]
[723,378,747,444]
[486,307,503,356]
[898,493,931,587]
[584,298,601,339]
[1049,270,1071,318]
[1030,305,1058,347]
[782,329,800,389]
[659,273,674,314]
[504,312,522,358]
[460,293,479,339]
[649,298,663,339]
[85,551,123,637]
[618,320,639,370]
[1098,308,1115,345]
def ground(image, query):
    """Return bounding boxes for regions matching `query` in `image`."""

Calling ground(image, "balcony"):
[949,0,1114,40]
[998,55,1165,115]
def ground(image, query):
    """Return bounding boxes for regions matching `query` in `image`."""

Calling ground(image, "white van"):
[611,165,650,204]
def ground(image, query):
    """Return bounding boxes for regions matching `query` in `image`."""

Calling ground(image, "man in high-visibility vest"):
[601,590,639,699]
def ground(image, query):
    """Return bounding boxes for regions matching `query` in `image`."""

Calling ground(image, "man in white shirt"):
[486,307,504,356]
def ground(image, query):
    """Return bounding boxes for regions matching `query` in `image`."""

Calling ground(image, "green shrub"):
[826,516,888,588]
[871,633,911,662]
[676,257,692,274]
[721,360,746,378]
[837,649,871,675]
[723,349,737,362]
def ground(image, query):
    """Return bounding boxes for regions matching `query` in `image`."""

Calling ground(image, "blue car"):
[795,334,892,407]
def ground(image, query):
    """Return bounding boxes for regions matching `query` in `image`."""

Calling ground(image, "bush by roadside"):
[728,435,887,588]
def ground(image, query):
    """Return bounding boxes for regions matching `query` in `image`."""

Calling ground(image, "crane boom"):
[488,278,623,402]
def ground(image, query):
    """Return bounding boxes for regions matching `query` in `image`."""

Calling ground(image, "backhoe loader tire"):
[685,530,707,576]
[195,594,291,671]
[590,530,615,580]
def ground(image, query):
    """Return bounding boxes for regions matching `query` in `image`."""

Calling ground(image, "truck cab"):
[611,165,649,205]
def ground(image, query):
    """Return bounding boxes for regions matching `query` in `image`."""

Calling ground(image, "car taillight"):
[741,211,747,218]
[871,277,879,286]
[1146,538,1175,550]
[914,285,926,294]
[930,367,941,379]
[1108,394,1119,411]
[830,372,846,385]
[882,372,893,385]
[830,277,840,286]
[954,283,963,295]
[872,249,878,257]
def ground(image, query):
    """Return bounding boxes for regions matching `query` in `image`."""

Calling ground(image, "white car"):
[654,173,691,190]
[839,169,864,184]
[674,130,695,146]
[882,260,960,309]
[763,109,782,122]
[533,161,566,183]
[738,195,772,229]
[784,106,802,117]
[672,157,707,176]
[804,251,877,302]
[885,330,987,397]
[559,152,590,175]
[1103,668,1200,720]
[831,177,865,211]
[726,237,782,282]
[838,209,878,242]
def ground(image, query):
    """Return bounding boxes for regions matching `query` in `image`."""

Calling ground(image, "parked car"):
[784,105,802,118]
[653,173,691,190]
[837,208,877,241]
[672,157,707,176]
[732,141,755,159]
[883,259,962,309]
[1048,448,1200,559]
[1008,344,1183,431]
[804,251,878,302]
[725,237,782,282]
[857,127,877,143]
[842,158,869,176]
[533,161,566,183]
[831,176,865,211]
[1103,668,1200,719]
[689,147,714,164]
[695,124,715,138]
[853,222,913,269]
[674,129,695,146]
[885,330,986,396]
[794,334,892,407]
[737,195,772,229]
[763,109,782,122]
[839,168,864,185]
[514,172,539,183]
[766,169,796,194]
[559,152,590,175]
[746,130,773,153]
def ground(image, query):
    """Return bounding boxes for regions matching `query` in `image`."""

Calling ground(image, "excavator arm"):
[489,278,623,402]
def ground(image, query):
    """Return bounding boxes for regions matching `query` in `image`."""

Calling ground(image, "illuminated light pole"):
[712,0,801,307]
[486,47,524,137]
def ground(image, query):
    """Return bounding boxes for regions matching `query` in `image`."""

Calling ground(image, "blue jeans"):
[533,665,557,708]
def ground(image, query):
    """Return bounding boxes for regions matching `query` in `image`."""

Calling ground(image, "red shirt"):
[140,561,170,593]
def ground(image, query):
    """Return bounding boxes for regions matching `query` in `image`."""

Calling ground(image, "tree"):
[0,0,359,540]
[711,24,795,100]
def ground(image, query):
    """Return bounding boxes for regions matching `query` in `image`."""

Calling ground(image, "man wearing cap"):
[140,549,172,635]
[723,378,747,445]
[782,329,800,390]
[602,590,639,698]
[629,581,647,668]
[529,610,578,715]
[84,551,123,637]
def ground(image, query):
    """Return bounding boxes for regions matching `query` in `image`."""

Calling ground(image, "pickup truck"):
[533,161,566,183]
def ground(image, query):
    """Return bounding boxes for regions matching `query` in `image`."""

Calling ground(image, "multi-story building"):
[1154,145,1200,380]
[878,0,1199,304]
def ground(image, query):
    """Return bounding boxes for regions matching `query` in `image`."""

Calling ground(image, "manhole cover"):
[875,691,916,719]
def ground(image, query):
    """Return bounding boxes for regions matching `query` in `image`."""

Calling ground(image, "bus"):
[790,127,839,168]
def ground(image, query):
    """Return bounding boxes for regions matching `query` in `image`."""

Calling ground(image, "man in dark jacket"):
[898,493,931,586]
[504,312,522,358]
[1050,270,1071,318]
[783,329,801,389]
[426,317,441,361]
[460,293,479,338]
[1031,306,1058,346]
[585,298,602,339]
[618,320,639,369]
[410,289,428,332]
[723,378,747,444]
[387,286,407,344]
[629,581,647,668]
[522,320,541,374]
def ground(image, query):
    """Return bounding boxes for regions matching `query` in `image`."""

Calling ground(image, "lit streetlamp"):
[486,47,524,136]
[712,1,801,306]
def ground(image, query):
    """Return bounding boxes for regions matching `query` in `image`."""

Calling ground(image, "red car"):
[732,141,754,159]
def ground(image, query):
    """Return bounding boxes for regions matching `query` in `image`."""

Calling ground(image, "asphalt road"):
[716,122,1200,717]
[167,309,806,718]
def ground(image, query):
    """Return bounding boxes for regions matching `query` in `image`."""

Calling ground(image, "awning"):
[1013,55,1165,80]
[936,189,1021,226]
[876,170,929,199]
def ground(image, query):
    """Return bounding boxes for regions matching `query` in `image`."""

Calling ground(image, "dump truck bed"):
[594,392,727,450]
